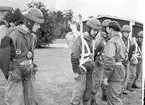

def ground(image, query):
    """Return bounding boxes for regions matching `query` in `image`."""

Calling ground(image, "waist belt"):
[19,59,32,66]
[115,62,122,65]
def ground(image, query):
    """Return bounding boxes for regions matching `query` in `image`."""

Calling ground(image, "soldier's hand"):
[103,78,109,86]
[74,73,80,80]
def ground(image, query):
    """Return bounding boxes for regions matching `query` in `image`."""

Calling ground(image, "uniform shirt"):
[9,25,37,64]
[71,32,93,73]
[103,33,126,81]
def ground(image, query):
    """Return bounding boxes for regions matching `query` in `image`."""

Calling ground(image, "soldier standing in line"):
[121,25,135,94]
[127,31,143,90]
[90,19,111,105]
[131,31,143,89]
[102,21,126,105]
[70,18,101,105]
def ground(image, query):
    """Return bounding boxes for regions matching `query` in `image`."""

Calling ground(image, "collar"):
[111,32,120,38]
[17,25,30,35]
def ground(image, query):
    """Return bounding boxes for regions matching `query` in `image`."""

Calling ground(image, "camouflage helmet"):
[102,19,111,27]
[108,21,121,32]
[138,31,143,38]
[22,8,44,24]
[122,25,131,32]
[86,18,101,30]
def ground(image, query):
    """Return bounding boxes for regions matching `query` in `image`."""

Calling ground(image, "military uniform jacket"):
[103,33,126,82]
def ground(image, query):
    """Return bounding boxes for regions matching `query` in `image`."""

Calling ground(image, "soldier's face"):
[32,23,40,32]
[91,29,98,39]
[138,37,143,43]
[123,32,130,38]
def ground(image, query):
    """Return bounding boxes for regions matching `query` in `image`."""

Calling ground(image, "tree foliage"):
[4,1,74,47]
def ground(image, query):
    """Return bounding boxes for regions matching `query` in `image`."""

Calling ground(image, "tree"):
[4,8,22,24]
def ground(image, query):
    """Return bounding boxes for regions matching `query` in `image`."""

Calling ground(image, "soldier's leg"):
[122,63,129,95]
[91,66,103,104]
[126,64,136,92]
[107,81,123,105]
[132,62,142,88]
[70,73,86,105]
[83,70,93,105]
[23,73,38,105]
[5,68,24,105]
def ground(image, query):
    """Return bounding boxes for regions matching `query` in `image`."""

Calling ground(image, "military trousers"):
[92,64,104,100]
[5,64,38,105]
[132,62,142,85]
[107,81,124,105]
[71,69,93,105]
[126,64,137,86]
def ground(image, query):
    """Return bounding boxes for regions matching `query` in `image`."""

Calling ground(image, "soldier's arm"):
[71,37,82,74]
[94,32,106,52]
[103,42,116,79]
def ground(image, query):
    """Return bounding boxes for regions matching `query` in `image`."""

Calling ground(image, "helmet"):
[138,31,143,38]
[122,25,131,32]
[102,19,111,27]
[86,18,101,30]
[23,8,44,24]
[108,21,121,32]
[0,6,13,12]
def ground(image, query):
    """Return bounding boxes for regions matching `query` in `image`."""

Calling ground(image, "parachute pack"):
[65,31,81,51]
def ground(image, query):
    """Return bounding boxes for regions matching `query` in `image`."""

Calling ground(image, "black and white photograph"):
[0,0,144,105]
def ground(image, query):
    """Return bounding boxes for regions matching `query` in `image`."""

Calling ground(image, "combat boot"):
[132,84,140,89]
[101,85,107,101]
[126,85,135,92]
[90,99,98,105]
[102,94,107,101]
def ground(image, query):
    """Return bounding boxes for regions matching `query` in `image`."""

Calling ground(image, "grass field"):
[0,39,143,105]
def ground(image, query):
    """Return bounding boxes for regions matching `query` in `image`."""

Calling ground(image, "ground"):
[0,39,143,105]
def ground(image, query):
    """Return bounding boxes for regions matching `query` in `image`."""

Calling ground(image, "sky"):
[0,0,144,22]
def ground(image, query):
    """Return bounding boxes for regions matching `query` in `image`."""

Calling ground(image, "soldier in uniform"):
[1,8,44,105]
[128,31,143,89]
[91,19,111,105]
[102,21,126,105]
[131,31,143,89]
[121,25,135,93]
[70,18,101,105]
[0,6,14,79]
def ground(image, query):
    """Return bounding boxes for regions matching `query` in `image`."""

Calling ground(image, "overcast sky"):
[0,0,144,22]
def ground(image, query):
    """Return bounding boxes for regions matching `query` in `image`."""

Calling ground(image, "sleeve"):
[128,44,136,61]
[103,42,116,79]
[71,37,82,74]
[95,32,105,52]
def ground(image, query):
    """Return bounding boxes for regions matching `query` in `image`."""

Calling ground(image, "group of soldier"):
[0,5,143,105]
[67,17,143,105]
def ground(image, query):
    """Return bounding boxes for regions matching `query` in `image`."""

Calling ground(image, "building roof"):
[83,15,143,25]
[0,6,14,11]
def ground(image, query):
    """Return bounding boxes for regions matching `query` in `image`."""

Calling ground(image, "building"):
[81,15,143,38]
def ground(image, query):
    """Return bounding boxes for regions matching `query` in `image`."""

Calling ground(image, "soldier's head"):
[86,18,101,39]
[22,8,44,32]
[121,25,131,38]
[102,19,111,34]
[108,21,121,37]
[137,31,143,43]
[0,6,13,20]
